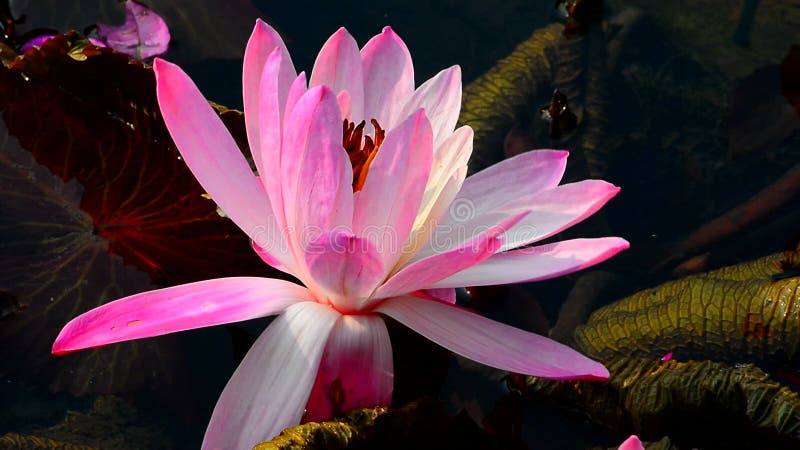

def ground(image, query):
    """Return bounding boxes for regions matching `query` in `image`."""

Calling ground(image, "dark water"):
[1,0,799,449]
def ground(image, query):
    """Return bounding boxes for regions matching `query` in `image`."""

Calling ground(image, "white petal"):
[202,302,340,449]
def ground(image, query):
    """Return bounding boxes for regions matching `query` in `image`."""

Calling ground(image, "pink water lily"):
[95,0,170,60]
[52,20,628,449]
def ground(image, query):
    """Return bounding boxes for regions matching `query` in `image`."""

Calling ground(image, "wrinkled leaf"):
[0,121,183,396]
[574,248,800,366]
[2,33,272,285]
[459,23,563,174]
[527,357,800,449]
[256,398,490,450]
[0,396,172,449]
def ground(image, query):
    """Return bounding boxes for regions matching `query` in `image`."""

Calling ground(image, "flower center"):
[342,118,385,192]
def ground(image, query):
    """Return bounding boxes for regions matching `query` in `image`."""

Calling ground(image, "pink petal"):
[336,90,352,119]
[428,125,473,188]
[154,59,288,266]
[310,27,364,122]
[95,0,170,59]
[203,302,340,449]
[455,150,569,214]
[305,231,385,313]
[398,128,472,268]
[398,65,462,149]
[360,26,414,128]
[411,150,569,261]
[353,109,433,269]
[281,86,353,242]
[52,277,312,355]
[424,179,621,259]
[243,19,295,176]
[283,72,309,134]
[416,288,457,304]
[262,71,310,245]
[305,314,393,422]
[498,180,621,251]
[618,435,646,450]
[21,34,57,52]
[252,241,289,272]
[372,212,529,301]
[430,237,630,289]
[375,296,609,380]
[256,51,304,261]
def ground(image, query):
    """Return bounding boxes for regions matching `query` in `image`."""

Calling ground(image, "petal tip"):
[51,339,68,356]
[254,18,269,31]
[152,57,172,76]
[614,237,631,251]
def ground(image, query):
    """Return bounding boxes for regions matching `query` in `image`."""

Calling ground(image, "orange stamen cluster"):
[342,118,385,192]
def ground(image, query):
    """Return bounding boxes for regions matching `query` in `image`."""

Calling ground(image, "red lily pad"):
[0,123,186,396]
[0,34,277,395]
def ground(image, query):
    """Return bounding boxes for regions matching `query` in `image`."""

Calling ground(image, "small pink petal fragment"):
[376,296,609,380]
[661,351,673,361]
[305,314,393,422]
[52,277,312,355]
[618,435,646,450]
[20,34,56,52]
[95,0,170,59]
[203,302,340,449]
[87,37,108,48]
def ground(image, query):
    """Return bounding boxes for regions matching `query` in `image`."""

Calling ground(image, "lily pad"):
[574,248,800,366]
[0,34,274,396]
[526,357,800,449]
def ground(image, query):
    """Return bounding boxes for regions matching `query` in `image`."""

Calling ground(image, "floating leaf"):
[0,396,172,450]
[0,118,183,396]
[9,0,269,64]
[0,434,97,450]
[459,23,563,173]
[0,34,275,395]
[526,357,800,449]
[574,248,800,366]
[256,398,490,450]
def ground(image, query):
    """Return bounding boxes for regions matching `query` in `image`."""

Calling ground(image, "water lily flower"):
[52,20,628,449]
[19,1,169,59]
[95,0,170,59]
